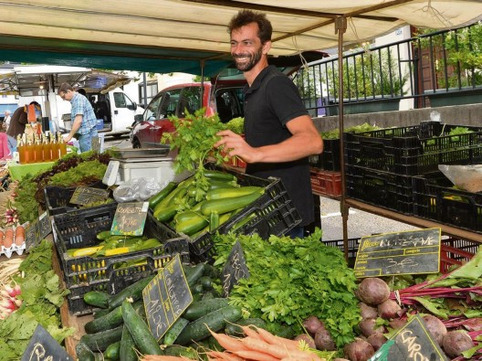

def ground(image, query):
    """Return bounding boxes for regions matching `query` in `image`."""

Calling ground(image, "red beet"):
[356,278,390,306]
[422,314,447,345]
[442,330,473,358]
[359,302,378,319]
[344,338,375,361]
[294,333,316,349]
[367,332,387,351]
[389,318,407,330]
[359,318,385,337]
[377,299,401,319]
[314,327,336,351]
[303,315,325,336]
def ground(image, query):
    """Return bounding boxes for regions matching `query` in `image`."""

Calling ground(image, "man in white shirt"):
[3,110,11,131]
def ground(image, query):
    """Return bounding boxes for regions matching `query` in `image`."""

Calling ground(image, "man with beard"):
[215,10,323,238]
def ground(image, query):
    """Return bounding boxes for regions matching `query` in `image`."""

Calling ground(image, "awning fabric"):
[0,0,480,74]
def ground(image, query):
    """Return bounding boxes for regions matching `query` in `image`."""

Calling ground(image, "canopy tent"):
[0,1,480,75]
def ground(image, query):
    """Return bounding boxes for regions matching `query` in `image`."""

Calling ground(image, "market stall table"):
[8,161,55,181]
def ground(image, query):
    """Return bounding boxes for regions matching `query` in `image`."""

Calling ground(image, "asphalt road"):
[103,135,420,242]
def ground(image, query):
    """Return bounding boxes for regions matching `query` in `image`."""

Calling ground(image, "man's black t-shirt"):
[243,65,314,227]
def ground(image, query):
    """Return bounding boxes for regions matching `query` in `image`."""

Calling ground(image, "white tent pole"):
[335,16,349,261]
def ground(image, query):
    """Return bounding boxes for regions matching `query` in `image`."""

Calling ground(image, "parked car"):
[129,79,245,148]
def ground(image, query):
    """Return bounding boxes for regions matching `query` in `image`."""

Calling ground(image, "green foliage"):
[320,122,381,140]
[225,117,244,135]
[213,230,361,348]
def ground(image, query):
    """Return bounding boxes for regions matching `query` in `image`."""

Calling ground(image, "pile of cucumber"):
[149,170,264,237]
[76,262,265,361]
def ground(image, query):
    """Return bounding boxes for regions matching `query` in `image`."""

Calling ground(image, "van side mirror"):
[127,102,137,111]
[134,114,143,122]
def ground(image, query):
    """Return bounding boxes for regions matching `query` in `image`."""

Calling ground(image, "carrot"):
[241,336,288,359]
[3,228,14,248]
[239,325,263,339]
[232,349,280,361]
[207,350,244,361]
[14,225,25,246]
[246,326,299,351]
[141,356,193,361]
[208,328,249,352]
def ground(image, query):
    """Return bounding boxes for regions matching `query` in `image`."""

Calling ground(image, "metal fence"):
[294,22,482,118]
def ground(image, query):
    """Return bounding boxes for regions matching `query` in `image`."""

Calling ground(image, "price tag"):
[142,254,193,341]
[103,160,119,186]
[38,211,52,240]
[25,220,39,252]
[369,315,448,361]
[222,241,250,297]
[69,186,109,205]
[110,202,148,236]
[354,228,441,278]
[21,324,74,361]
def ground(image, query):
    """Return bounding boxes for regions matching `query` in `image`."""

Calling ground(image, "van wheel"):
[132,138,141,148]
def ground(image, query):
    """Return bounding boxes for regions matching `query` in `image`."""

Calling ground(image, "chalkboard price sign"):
[142,254,193,341]
[21,324,73,361]
[69,186,109,205]
[110,202,148,236]
[369,315,448,361]
[222,241,250,297]
[25,212,52,252]
[354,228,441,278]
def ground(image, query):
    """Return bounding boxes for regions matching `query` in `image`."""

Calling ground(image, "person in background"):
[2,110,11,131]
[215,10,323,238]
[58,83,98,152]
[6,101,42,153]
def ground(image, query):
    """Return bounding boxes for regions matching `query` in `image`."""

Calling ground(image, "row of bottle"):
[17,132,67,164]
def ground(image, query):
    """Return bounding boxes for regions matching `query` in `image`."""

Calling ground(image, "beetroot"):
[422,314,447,345]
[294,333,316,349]
[344,338,375,361]
[303,315,325,336]
[359,302,378,319]
[314,327,336,351]
[377,299,401,319]
[334,359,350,361]
[367,332,387,351]
[389,318,407,330]
[356,278,390,306]
[359,318,384,337]
[442,330,473,358]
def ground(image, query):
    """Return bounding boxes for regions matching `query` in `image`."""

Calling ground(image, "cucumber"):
[201,190,264,216]
[163,317,189,345]
[225,318,267,336]
[119,325,137,361]
[199,276,213,291]
[80,325,123,352]
[176,305,242,345]
[84,291,111,309]
[191,282,204,294]
[164,345,198,359]
[149,181,177,209]
[85,306,123,334]
[76,342,97,361]
[104,341,120,360]
[183,298,229,321]
[108,275,154,309]
[121,300,162,355]
[183,263,206,287]
[93,308,112,319]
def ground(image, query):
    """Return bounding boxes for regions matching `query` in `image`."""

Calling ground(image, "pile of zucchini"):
[76,262,258,361]
[149,170,264,238]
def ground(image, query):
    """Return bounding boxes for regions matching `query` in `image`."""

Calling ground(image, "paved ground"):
[103,135,420,242]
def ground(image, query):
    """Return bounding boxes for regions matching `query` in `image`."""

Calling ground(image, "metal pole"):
[142,72,148,108]
[335,16,349,261]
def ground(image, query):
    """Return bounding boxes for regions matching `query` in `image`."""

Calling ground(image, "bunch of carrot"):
[141,325,325,361]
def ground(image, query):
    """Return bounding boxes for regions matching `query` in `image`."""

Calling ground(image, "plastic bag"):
[438,164,482,193]
[113,177,167,202]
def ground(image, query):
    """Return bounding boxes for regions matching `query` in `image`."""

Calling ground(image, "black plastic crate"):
[53,203,190,300]
[413,172,482,233]
[308,139,341,171]
[345,122,482,175]
[346,164,414,214]
[44,182,113,216]
[323,238,360,267]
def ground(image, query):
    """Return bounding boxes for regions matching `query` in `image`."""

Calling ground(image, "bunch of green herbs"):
[213,230,360,348]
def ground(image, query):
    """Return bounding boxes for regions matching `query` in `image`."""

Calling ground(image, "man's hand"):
[215,130,259,164]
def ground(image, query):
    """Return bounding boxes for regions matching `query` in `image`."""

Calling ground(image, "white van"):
[61,88,143,137]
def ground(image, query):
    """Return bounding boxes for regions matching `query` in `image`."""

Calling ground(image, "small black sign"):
[354,228,441,278]
[222,241,250,297]
[142,255,193,341]
[369,315,449,361]
[69,186,109,206]
[110,202,148,236]
[38,212,52,241]
[21,324,74,361]
[25,212,52,252]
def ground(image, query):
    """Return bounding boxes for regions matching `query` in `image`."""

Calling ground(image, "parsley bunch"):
[214,230,361,348]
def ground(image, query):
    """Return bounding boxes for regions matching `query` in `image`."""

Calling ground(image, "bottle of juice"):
[25,140,33,164]
[34,136,43,163]
[57,132,67,157]
[17,136,25,164]
[42,134,51,161]
[51,134,60,161]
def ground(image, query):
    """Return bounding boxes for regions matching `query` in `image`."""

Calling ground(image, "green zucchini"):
[175,213,209,235]
[122,300,162,355]
[96,230,112,240]
[85,305,123,334]
[164,345,198,359]
[163,317,189,345]
[225,318,267,336]
[149,181,177,209]
[80,325,123,352]
[84,291,111,309]
[183,263,206,287]
[104,341,120,360]
[207,179,239,190]
[119,325,137,361]
[209,211,219,232]
[204,170,237,182]
[108,275,154,309]
[153,203,178,222]
[201,190,264,216]
[183,297,229,321]
[176,305,242,345]
[205,186,261,200]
